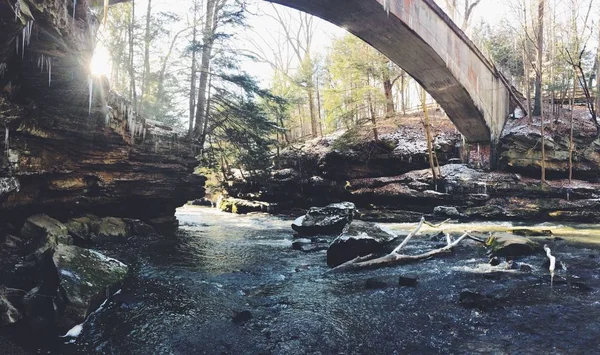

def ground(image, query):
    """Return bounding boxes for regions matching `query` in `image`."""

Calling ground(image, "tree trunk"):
[596,20,600,117]
[400,73,406,115]
[421,89,437,184]
[569,73,575,183]
[308,86,318,138]
[533,0,544,116]
[194,0,219,137]
[199,72,212,148]
[316,75,323,137]
[369,94,379,141]
[140,0,152,109]
[383,70,395,117]
[128,0,137,109]
[188,0,199,137]
[157,28,186,110]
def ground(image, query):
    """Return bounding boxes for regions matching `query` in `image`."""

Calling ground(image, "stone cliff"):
[0,0,205,228]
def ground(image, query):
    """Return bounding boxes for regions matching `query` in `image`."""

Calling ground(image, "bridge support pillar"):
[489,135,499,171]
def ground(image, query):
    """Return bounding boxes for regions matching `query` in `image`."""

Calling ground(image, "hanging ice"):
[4,128,9,157]
[88,76,93,114]
[47,57,52,87]
[0,63,6,79]
[73,0,77,20]
[12,1,21,22]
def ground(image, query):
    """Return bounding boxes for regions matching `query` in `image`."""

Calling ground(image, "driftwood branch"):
[331,232,472,272]
[330,215,472,273]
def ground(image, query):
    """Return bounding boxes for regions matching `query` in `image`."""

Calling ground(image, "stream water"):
[58,206,600,354]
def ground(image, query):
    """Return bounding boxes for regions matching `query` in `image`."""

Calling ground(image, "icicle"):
[88,76,93,114]
[15,37,19,56]
[73,0,77,20]
[21,28,25,59]
[0,63,6,79]
[104,105,111,126]
[47,57,51,86]
[4,128,9,157]
[142,128,147,141]
[12,1,21,22]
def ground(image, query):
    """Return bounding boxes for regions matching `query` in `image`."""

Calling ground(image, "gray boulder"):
[20,214,72,256]
[292,202,355,236]
[0,288,22,327]
[93,217,130,242]
[327,220,396,267]
[486,233,540,258]
[24,245,128,330]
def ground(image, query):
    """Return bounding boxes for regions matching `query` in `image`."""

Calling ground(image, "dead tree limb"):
[330,230,473,273]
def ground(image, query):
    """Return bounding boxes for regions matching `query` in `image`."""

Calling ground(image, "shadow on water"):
[56,206,600,354]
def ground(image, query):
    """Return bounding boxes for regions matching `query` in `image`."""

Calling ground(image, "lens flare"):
[90,45,110,77]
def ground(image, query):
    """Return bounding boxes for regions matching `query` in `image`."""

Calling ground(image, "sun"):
[90,44,111,77]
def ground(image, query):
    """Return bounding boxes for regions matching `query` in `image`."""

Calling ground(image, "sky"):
[94,0,513,85]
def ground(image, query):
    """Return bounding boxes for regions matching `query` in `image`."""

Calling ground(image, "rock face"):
[0,0,205,230]
[224,126,460,210]
[327,221,397,267]
[499,115,600,180]
[292,202,355,236]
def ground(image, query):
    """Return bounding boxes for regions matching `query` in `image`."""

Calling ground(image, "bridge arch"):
[267,0,519,145]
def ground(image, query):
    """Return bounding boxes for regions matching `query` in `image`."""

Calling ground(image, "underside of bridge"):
[267,0,517,144]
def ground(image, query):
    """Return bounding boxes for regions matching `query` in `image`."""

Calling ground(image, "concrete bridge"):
[267,0,521,149]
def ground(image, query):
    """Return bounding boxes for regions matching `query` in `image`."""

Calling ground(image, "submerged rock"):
[327,220,395,267]
[292,202,355,236]
[398,276,418,287]
[511,229,553,237]
[458,290,499,310]
[486,233,539,258]
[232,310,252,324]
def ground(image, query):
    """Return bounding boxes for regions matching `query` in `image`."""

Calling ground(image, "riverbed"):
[62,206,600,354]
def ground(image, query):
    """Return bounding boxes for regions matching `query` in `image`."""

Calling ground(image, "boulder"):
[94,217,130,242]
[191,198,213,207]
[0,289,22,327]
[292,202,355,236]
[327,220,396,267]
[64,215,100,243]
[219,197,275,214]
[486,233,539,258]
[433,206,463,218]
[24,245,128,330]
[20,214,72,255]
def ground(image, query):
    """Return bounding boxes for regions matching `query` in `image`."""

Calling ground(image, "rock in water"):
[327,220,395,267]
[20,214,72,255]
[292,202,355,236]
[398,276,418,287]
[0,290,22,327]
[93,217,130,243]
[486,233,539,258]
[24,245,128,330]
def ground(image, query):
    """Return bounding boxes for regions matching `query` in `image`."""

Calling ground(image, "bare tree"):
[128,0,137,109]
[194,0,225,142]
[140,0,152,108]
[533,0,544,116]
[462,0,483,29]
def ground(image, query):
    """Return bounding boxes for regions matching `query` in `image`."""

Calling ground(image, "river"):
[61,206,600,354]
